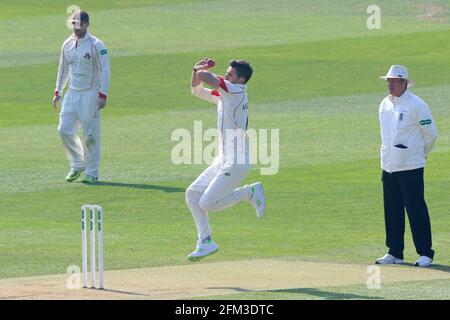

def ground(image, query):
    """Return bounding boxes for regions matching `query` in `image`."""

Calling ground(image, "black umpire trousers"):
[382,167,434,260]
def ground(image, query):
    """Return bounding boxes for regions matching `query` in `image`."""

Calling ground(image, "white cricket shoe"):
[414,256,433,267]
[187,239,219,262]
[249,182,265,218]
[375,254,405,265]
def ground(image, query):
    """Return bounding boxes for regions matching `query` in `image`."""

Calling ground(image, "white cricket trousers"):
[58,89,101,178]
[185,157,252,241]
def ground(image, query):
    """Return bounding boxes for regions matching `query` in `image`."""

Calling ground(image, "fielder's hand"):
[98,97,107,110]
[52,95,61,110]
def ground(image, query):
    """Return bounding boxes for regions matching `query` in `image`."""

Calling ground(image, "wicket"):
[81,205,104,289]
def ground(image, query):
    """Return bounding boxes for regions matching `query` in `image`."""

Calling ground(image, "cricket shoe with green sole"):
[81,175,98,184]
[65,169,84,182]
[187,239,219,262]
[249,182,265,218]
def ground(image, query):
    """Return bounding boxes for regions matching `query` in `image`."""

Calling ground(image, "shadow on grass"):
[380,262,450,273]
[99,288,150,297]
[269,287,383,300]
[428,264,450,273]
[83,181,185,193]
[208,287,383,300]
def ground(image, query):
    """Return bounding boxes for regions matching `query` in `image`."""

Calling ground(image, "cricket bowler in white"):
[186,58,266,261]
[52,11,110,183]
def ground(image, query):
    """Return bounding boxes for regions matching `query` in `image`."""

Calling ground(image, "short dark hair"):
[72,10,89,23]
[80,11,89,23]
[229,60,253,84]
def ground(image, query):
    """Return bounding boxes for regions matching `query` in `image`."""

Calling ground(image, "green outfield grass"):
[0,0,449,299]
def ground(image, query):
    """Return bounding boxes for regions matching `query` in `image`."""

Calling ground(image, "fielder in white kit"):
[186,58,266,261]
[52,11,110,183]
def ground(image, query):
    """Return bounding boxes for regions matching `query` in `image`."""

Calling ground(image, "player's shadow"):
[97,288,151,297]
[267,287,383,300]
[207,287,383,300]
[86,181,184,193]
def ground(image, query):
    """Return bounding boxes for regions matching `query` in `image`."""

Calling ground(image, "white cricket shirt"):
[55,31,110,97]
[192,78,249,164]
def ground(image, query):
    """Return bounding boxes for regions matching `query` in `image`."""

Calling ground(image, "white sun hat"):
[380,65,414,87]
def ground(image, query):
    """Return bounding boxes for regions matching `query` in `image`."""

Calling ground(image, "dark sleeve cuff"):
[99,92,107,99]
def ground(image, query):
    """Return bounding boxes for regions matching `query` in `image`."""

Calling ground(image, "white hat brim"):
[380,76,414,87]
